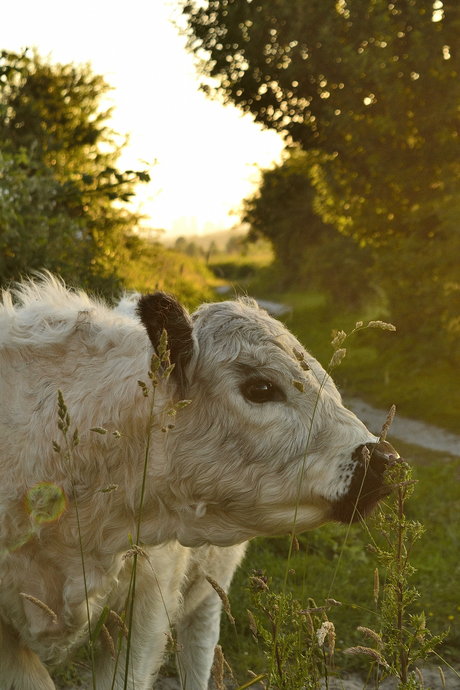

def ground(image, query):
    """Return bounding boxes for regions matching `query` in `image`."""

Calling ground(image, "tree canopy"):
[181,0,460,360]
[181,0,460,243]
[0,50,150,291]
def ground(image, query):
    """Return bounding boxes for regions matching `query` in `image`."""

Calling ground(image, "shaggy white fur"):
[0,275,391,690]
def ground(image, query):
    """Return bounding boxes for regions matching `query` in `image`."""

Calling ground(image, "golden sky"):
[2,0,284,235]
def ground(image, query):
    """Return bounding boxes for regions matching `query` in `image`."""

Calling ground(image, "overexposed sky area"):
[1,0,285,236]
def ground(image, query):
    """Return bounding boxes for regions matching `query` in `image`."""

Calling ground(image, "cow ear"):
[136,292,194,392]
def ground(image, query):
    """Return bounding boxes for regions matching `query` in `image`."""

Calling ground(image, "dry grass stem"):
[110,610,129,638]
[206,575,235,625]
[101,624,115,661]
[374,568,380,604]
[326,598,342,607]
[249,576,268,591]
[380,404,396,442]
[122,544,150,561]
[212,644,225,690]
[345,646,389,668]
[367,320,396,331]
[415,667,424,688]
[329,347,346,369]
[20,593,58,625]
[316,621,336,655]
[291,533,300,552]
[438,667,446,690]
[247,609,258,640]
[357,626,384,649]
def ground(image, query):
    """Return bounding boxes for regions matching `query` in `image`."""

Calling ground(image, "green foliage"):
[120,236,216,308]
[0,50,150,292]
[247,576,329,690]
[181,0,460,243]
[242,148,375,306]
[181,1,460,361]
[375,233,460,363]
[364,459,448,686]
[243,149,329,280]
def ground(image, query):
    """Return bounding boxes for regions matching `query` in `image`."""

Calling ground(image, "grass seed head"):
[206,575,235,625]
[316,621,336,655]
[438,667,446,690]
[20,593,58,625]
[329,347,346,369]
[380,404,396,442]
[122,545,150,561]
[247,609,258,640]
[326,598,342,607]
[101,624,115,661]
[367,320,396,331]
[344,646,389,668]
[250,576,269,591]
[99,484,118,493]
[212,645,225,690]
[331,330,347,348]
[110,610,129,638]
[91,427,108,435]
[374,568,380,604]
[357,626,383,649]
[415,667,424,688]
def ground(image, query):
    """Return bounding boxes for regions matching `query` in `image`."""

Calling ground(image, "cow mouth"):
[331,440,398,524]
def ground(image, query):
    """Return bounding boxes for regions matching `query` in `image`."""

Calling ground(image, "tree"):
[243,148,374,305]
[181,0,460,359]
[181,0,460,243]
[243,148,327,276]
[0,147,84,281]
[0,50,150,291]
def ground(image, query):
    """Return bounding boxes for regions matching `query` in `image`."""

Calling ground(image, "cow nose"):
[354,439,399,472]
[332,440,398,524]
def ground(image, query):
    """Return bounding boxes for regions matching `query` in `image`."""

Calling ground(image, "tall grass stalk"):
[266,320,396,688]
[122,328,177,689]
[54,389,97,690]
[52,330,191,690]
[352,458,449,688]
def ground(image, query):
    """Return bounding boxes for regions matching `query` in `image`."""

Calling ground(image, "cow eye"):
[241,380,285,403]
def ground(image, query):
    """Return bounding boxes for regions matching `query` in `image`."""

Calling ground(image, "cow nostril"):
[332,440,399,524]
[353,440,399,468]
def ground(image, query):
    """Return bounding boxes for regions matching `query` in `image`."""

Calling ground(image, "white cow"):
[0,276,396,689]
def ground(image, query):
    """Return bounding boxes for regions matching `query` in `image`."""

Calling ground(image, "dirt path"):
[346,398,460,457]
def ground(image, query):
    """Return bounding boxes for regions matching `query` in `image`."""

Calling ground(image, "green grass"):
[119,239,217,309]
[220,442,460,680]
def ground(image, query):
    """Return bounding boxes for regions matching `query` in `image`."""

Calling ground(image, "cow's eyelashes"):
[241,380,285,404]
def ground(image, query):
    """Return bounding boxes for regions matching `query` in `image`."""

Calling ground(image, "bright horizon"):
[1,0,285,237]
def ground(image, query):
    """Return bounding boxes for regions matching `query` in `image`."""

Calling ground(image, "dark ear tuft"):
[136,292,194,392]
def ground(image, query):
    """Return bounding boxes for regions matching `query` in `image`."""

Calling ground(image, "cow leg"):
[175,590,223,690]
[175,544,247,690]
[94,546,188,690]
[0,619,55,690]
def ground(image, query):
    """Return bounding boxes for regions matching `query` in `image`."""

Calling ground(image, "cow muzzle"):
[332,440,398,524]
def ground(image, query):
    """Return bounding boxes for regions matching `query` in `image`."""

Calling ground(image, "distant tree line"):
[181,0,460,362]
